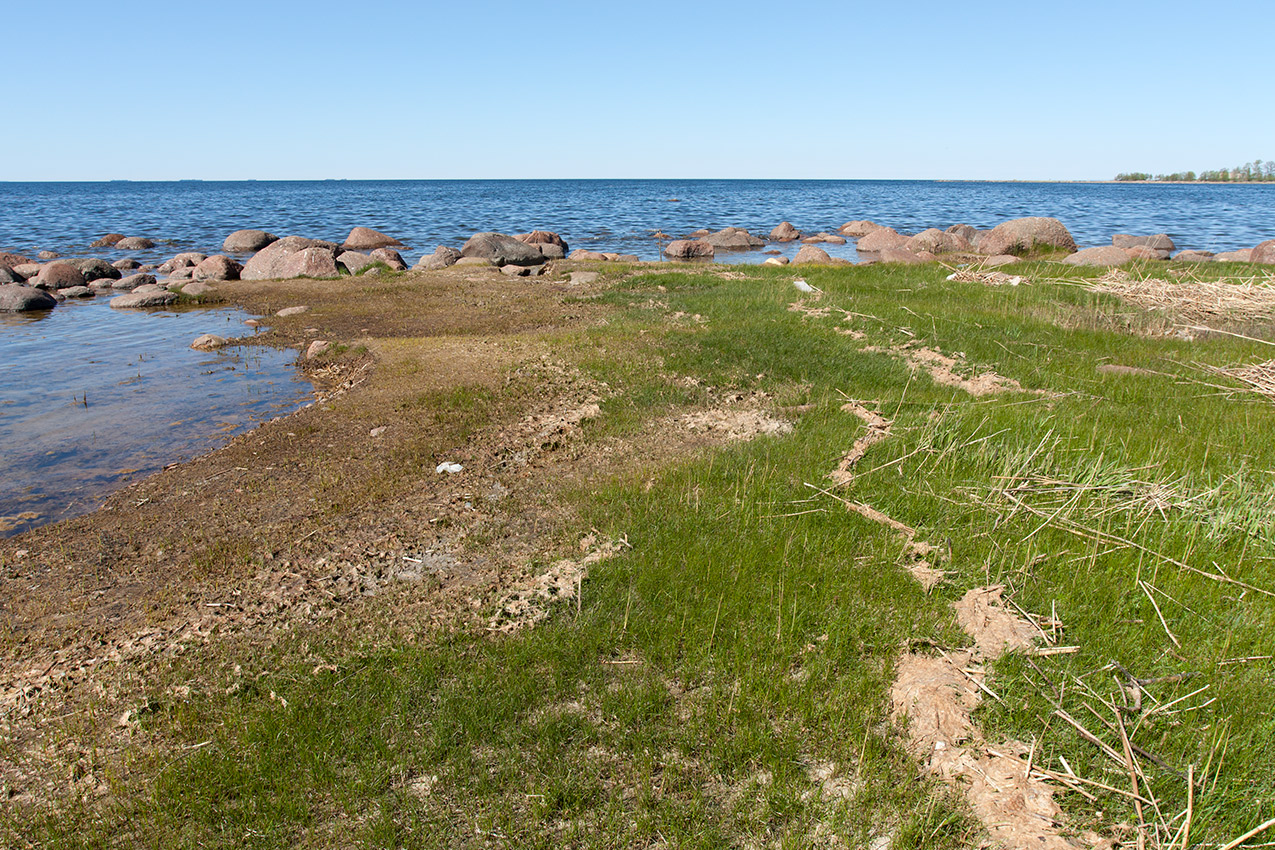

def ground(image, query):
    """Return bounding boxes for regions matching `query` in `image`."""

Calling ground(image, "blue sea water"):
[2,179,1274,534]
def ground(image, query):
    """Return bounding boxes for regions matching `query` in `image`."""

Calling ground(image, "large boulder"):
[0,284,57,312]
[34,262,86,290]
[975,217,1076,256]
[769,222,801,242]
[370,247,408,270]
[342,226,404,251]
[946,224,978,242]
[664,239,715,259]
[793,245,833,264]
[840,220,883,237]
[905,228,969,254]
[1062,246,1130,267]
[1250,240,1275,264]
[460,232,545,267]
[1113,233,1174,252]
[114,236,155,250]
[69,257,122,281]
[242,236,340,280]
[337,251,376,274]
[192,254,242,281]
[414,246,462,270]
[89,233,125,248]
[855,227,909,253]
[704,227,765,250]
[224,229,278,253]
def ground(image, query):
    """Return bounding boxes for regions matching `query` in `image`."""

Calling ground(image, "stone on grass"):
[879,248,929,265]
[1172,250,1214,262]
[369,248,407,270]
[414,246,461,270]
[242,237,339,280]
[224,229,278,253]
[793,245,832,264]
[975,217,1076,256]
[460,232,545,266]
[763,256,790,266]
[1062,246,1130,267]
[276,305,310,317]
[1251,240,1275,264]
[1213,249,1252,262]
[664,239,715,259]
[343,227,404,251]
[0,284,57,312]
[455,256,493,267]
[306,340,332,359]
[337,251,376,274]
[569,249,608,261]
[1113,233,1175,251]
[982,255,1019,268]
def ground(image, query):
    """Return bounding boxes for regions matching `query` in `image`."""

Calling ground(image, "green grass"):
[10,261,1275,848]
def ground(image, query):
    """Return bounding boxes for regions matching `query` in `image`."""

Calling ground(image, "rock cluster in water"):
[3,219,1274,313]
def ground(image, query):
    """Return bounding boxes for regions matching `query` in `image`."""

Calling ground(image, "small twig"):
[1221,817,1275,850]
[1140,580,1182,648]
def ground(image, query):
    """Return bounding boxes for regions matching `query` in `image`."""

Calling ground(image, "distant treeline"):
[1116,160,1275,182]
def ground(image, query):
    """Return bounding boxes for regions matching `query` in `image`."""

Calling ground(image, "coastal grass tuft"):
[7,260,1275,848]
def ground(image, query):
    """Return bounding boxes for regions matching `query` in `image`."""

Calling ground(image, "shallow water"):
[0,297,311,535]
[1,179,1272,265]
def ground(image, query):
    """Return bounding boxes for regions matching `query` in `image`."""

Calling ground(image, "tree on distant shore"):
[1115,160,1273,182]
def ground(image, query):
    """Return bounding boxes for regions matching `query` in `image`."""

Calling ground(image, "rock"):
[793,245,832,264]
[111,289,178,308]
[946,224,978,242]
[982,255,1019,268]
[369,248,407,270]
[180,281,215,296]
[414,246,462,270]
[0,265,24,283]
[337,251,376,274]
[0,252,33,268]
[342,226,404,251]
[191,334,227,351]
[515,231,570,254]
[769,222,801,242]
[34,262,85,290]
[223,229,278,253]
[879,248,929,264]
[67,258,121,281]
[763,256,790,266]
[501,264,532,277]
[0,284,57,312]
[664,239,715,259]
[455,257,493,267]
[192,255,242,281]
[1062,246,1130,267]
[905,228,969,254]
[1251,240,1275,264]
[38,250,60,260]
[90,233,125,248]
[568,249,608,261]
[1124,245,1170,260]
[603,253,639,262]
[688,229,711,238]
[114,236,155,250]
[61,285,94,298]
[114,273,157,290]
[460,232,545,267]
[167,268,195,281]
[1113,233,1175,251]
[1213,249,1252,262]
[276,305,310,317]
[533,243,565,260]
[840,220,883,236]
[306,340,332,359]
[158,252,207,273]
[975,217,1076,256]
[855,228,909,253]
[802,232,847,244]
[13,263,43,279]
[705,227,765,250]
[569,271,599,284]
[112,258,141,271]
[1172,250,1214,262]
[242,236,340,280]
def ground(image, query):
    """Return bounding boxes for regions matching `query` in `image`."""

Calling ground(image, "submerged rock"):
[0,284,58,312]
[111,289,178,308]
[114,236,155,250]
[704,227,764,250]
[90,233,125,248]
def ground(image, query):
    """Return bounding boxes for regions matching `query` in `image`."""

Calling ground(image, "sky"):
[4,0,1272,181]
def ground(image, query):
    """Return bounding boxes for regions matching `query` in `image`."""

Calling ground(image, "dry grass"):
[1087,269,1275,326]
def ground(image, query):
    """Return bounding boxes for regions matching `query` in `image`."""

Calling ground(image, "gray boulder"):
[1062,246,1130,267]
[664,239,715,259]
[1113,233,1175,251]
[801,232,847,244]
[0,284,57,312]
[224,229,278,253]
[158,252,207,273]
[515,230,570,254]
[1124,245,1170,260]
[460,232,546,267]
[38,250,60,260]
[879,248,931,265]
[69,257,122,281]
[415,246,461,270]
[975,217,1076,256]
[61,286,94,298]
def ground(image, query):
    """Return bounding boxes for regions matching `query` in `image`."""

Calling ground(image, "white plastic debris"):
[793,278,814,293]
[435,462,464,475]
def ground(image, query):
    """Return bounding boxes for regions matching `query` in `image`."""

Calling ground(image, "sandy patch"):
[488,535,629,634]
[827,401,892,487]
[866,344,1023,396]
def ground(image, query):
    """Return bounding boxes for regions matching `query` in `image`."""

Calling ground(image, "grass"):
[7,260,1275,848]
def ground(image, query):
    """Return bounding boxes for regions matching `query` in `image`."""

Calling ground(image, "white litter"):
[793,278,814,293]
[435,462,464,474]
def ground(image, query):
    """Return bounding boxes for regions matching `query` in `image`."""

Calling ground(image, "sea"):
[3,179,1274,534]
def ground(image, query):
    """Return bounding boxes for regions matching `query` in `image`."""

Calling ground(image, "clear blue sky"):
[5,0,1271,181]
